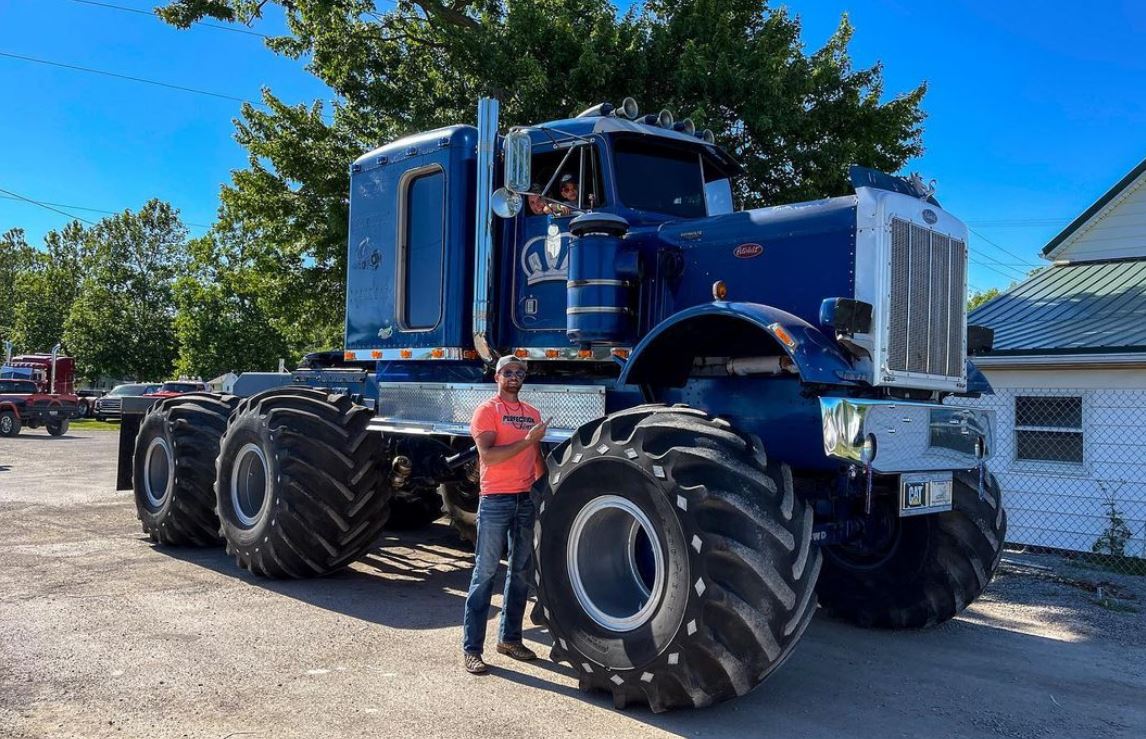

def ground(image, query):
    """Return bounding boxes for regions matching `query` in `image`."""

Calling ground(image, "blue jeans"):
[462,492,535,655]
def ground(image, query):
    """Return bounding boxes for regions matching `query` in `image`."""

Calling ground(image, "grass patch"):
[69,418,120,431]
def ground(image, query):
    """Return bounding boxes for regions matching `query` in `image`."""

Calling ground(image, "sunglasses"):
[499,369,526,379]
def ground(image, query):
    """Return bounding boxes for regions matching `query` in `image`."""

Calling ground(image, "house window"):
[1014,395,1084,464]
[398,166,445,330]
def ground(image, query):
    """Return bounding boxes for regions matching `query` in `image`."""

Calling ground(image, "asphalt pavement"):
[2,427,1144,738]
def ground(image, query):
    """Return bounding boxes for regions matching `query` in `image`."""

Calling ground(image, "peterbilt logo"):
[922,209,938,225]
[733,243,764,259]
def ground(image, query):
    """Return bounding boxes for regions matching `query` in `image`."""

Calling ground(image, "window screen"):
[1014,395,1084,464]
[400,168,445,330]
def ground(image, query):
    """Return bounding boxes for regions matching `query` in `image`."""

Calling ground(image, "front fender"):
[617,301,862,387]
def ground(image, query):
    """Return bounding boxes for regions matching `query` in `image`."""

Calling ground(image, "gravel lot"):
[2,427,1145,738]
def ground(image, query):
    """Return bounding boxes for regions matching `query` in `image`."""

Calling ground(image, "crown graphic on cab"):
[520,225,571,285]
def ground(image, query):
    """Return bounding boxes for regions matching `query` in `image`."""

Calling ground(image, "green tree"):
[1,229,36,342]
[7,222,90,354]
[63,200,188,381]
[173,232,291,378]
[967,287,1000,312]
[159,0,927,349]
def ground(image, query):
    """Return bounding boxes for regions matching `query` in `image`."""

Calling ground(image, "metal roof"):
[969,258,1146,355]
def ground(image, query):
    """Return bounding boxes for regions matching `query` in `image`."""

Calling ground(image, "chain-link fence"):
[951,387,1146,575]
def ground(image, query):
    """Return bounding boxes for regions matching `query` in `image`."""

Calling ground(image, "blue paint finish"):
[618,301,860,387]
[659,376,834,470]
[655,196,858,328]
[965,360,993,395]
[344,125,477,352]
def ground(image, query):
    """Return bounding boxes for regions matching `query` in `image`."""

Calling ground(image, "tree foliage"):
[61,200,189,380]
[158,0,927,349]
[0,229,36,341]
[967,287,1000,313]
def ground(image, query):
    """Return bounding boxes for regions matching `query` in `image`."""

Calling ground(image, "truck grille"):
[886,218,966,378]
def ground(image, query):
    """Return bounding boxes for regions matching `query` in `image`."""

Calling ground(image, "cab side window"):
[398,166,446,330]
[526,144,606,216]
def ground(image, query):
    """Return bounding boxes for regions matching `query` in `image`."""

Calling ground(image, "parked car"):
[145,381,210,399]
[94,383,160,421]
[0,378,79,437]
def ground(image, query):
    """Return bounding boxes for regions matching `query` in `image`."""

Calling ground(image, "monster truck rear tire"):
[214,387,391,578]
[0,410,22,437]
[533,405,821,712]
[816,470,1006,629]
[385,489,444,530]
[46,419,70,436]
[133,393,239,546]
[440,480,479,546]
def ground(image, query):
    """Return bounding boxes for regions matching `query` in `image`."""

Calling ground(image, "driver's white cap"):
[495,355,527,373]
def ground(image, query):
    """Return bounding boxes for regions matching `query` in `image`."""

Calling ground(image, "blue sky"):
[2,1,1144,294]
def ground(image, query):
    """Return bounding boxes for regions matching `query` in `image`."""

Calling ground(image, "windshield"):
[162,382,200,393]
[0,380,37,393]
[613,138,706,218]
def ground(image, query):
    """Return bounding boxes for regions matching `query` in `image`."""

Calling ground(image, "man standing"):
[462,355,548,674]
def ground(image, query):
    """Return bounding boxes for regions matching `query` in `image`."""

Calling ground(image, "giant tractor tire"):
[385,489,445,530]
[133,393,239,546]
[214,387,391,578]
[532,405,821,712]
[816,470,1006,629]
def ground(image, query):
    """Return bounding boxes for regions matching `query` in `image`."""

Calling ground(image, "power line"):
[66,0,270,38]
[969,227,1041,268]
[0,187,97,226]
[0,50,255,104]
[0,192,212,229]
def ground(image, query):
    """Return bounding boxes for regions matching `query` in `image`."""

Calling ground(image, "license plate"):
[899,472,954,517]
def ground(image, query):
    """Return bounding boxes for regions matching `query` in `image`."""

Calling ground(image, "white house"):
[964,155,1146,560]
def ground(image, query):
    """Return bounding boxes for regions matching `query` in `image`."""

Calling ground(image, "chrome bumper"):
[820,397,993,473]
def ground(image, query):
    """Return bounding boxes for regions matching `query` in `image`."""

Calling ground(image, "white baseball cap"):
[495,355,527,373]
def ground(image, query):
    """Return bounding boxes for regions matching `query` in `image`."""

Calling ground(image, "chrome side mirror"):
[503,131,532,193]
[491,187,522,218]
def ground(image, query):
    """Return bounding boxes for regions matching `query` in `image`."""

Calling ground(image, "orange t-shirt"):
[470,395,542,494]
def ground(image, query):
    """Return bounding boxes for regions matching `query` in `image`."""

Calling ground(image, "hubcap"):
[143,436,174,509]
[230,443,270,527]
[1,417,10,433]
[567,495,665,632]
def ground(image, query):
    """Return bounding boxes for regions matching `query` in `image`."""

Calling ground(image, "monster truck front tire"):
[533,406,821,712]
[133,393,239,546]
[816,470,1006,629]
[214,387,391,578]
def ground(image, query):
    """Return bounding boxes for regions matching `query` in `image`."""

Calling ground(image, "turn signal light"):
[578,348,592,358]
[768,323,797,349]
[371,350,383,359]
[344,351,356,361]
[712,280,728,300]
[545,349,559,358]
[400,349,413,359]
[611,348,630,360]
[514,348,529,358]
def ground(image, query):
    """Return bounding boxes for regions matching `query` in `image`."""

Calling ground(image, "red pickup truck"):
[0,378,79,437]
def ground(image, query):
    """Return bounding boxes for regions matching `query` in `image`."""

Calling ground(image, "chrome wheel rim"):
[143,436,174,509]
[567,495,665,632]
[230,443,270,528]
